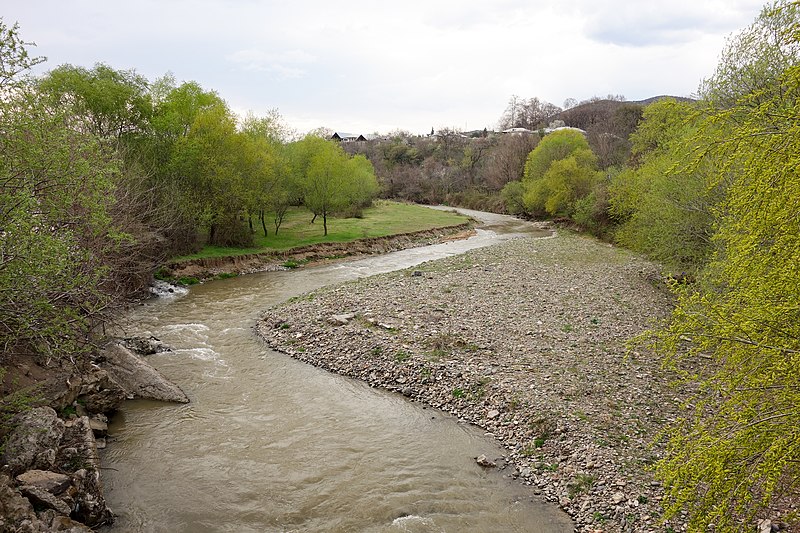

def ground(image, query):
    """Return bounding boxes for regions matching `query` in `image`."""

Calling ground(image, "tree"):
[483,133,539,189]
[524,148,599,218]
[0,19,45,90]
[302,140,350,236]
[498,95,561,130]
[0,24,120,362]
[700,0,800,108]
[38,63,152,145]
[608,99,719,274]
[522,129,589,182]
[650,2,800,529]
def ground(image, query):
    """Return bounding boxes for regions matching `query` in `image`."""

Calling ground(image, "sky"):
[4,0,766,136]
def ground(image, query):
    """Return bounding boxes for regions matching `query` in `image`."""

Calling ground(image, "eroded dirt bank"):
[257,232,690,532]
[164,223,474,281]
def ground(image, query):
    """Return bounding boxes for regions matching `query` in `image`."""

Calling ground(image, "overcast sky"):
[5,0,765,135]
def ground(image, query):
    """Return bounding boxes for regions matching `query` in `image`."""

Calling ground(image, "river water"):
[102,209,573,532]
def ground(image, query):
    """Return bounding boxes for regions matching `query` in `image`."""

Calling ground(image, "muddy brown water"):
[102,209,573,532]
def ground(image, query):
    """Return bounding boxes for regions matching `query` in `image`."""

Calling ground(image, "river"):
[102,209,573,532]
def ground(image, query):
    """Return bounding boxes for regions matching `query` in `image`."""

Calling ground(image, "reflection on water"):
[102,210,571,532]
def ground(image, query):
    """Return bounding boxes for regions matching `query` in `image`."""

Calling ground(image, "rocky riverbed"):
[257,231,691,532]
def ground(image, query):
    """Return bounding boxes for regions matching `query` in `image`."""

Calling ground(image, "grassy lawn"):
[172,201,471,261]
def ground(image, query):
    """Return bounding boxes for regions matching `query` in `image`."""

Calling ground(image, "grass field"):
[172,201,471,261]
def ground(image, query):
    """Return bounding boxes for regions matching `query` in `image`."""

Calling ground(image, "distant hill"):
[544,95,695,131]
[541,95,695,167]
[630,95,696,105]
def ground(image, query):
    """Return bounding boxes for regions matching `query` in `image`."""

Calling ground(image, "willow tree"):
[652,2,800,529]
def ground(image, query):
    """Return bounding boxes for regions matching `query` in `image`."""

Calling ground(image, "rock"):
[411,270,423,277]
[0,474,36,528]
[15,470,71,495]
[77,369,128,413]
[758,519,772,533]
[611,491,626,505]
[100,343,189,403]
[19,484,72,515]
[47,514,95,532]
[88,416,108,437]
[487,409,500,419]
[0,407,64,475]
[58,418,114,527]
[327,313,356,326]
[120,335,171,355]
[476,454,496,467]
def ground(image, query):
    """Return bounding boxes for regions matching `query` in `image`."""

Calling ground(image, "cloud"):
[577,0,764,47]
[226,48,316,79]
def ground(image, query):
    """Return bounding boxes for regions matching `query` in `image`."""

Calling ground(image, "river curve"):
[102,209,573,532]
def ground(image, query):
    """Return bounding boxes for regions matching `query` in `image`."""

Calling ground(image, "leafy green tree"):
[608,99,720,274]
[524,148,599,217]
[38,63,152,145]
[0,25,119,362]
[342,154,380,216]
[651,2,800,529]
[0,19,44,89]
[302,140,351,236]
[520,129,599,218]
[522,128,591,182]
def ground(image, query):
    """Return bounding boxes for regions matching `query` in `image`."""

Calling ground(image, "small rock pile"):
[257,232,690,532]
[0,337,188,532]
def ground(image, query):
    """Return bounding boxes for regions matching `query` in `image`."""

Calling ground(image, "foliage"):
[0,19,45,90]
[609,99,720,274]
[171,201,469,261]
[0,62,119,361]
[38,63,153,143]
[520,130,600,218]
[522,129,590,182]
[650,2,800,529]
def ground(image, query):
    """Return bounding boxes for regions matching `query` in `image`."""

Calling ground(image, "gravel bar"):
[257,231,690,532]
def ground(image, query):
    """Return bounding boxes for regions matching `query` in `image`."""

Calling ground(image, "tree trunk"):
[259,209,268,237]
[248,215,254,233]
[323,211,328,236]
[311,213,317,224]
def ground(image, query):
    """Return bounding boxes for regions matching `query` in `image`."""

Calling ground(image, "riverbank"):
[162,222,474,283]
[257,231,689,532]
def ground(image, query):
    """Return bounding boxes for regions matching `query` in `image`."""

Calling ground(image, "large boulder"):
[1,407,64,476]
[99,343,189,403]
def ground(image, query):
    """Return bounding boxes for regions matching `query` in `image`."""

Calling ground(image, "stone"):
[88,416,108,437]
[758,519,772,533]
[0,407,64,475]
[476,454,496,467]
[611,491,626,505]
[19,485,72,515]
[487,409,500,419]
[15,470,71,495]
[77,369,127,413]
[58,418,114,527]
[120,335,171,355]
[327,313,356,326]
[100,343,189,403]
[48,515,95,532]
[0,474,36,527]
